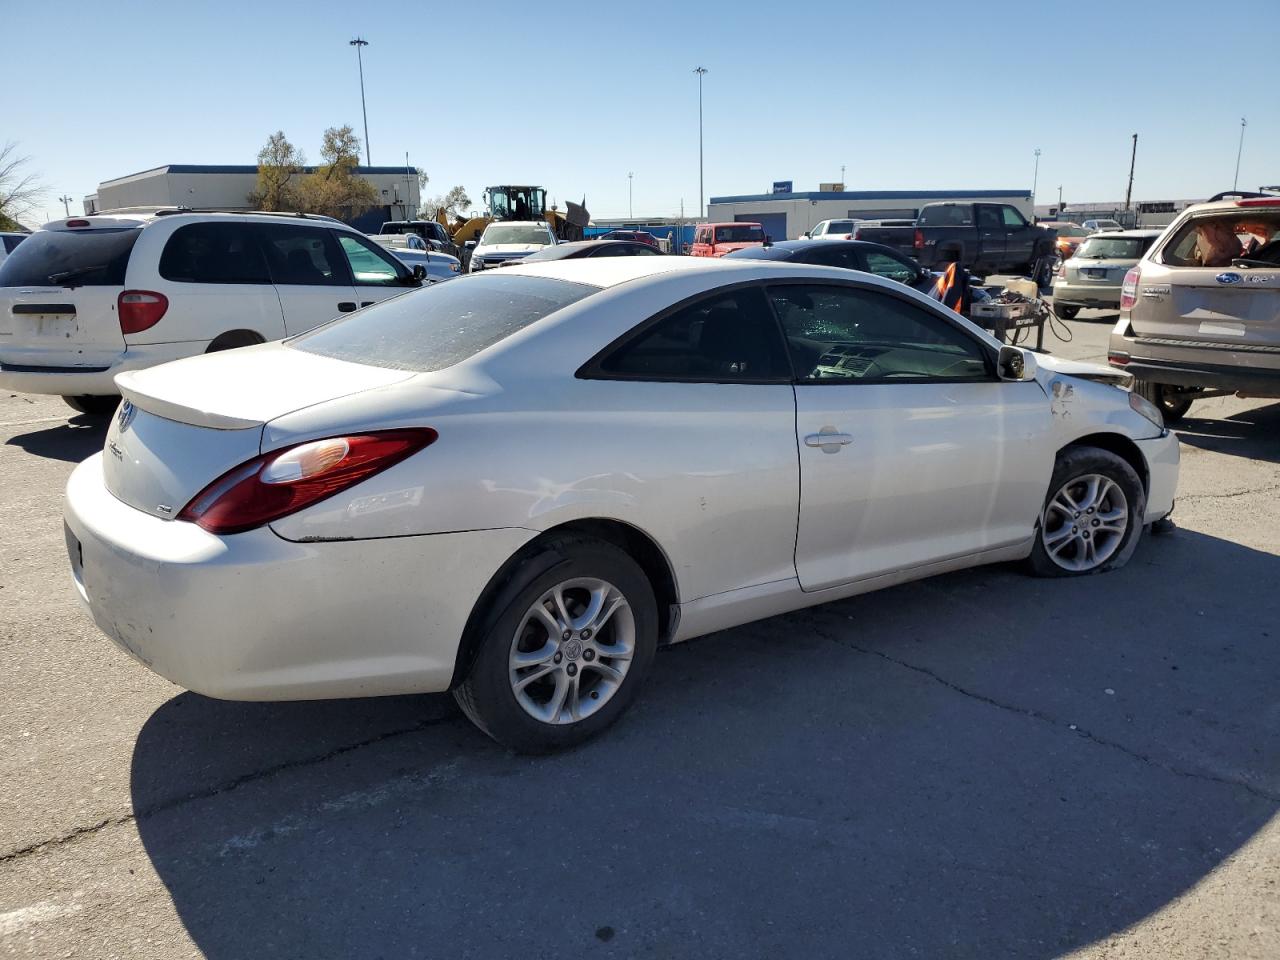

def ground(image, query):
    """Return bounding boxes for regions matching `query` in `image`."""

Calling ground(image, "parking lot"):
[1,308,1278,959]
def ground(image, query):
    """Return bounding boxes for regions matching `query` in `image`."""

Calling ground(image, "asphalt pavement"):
[1,310,1277,959]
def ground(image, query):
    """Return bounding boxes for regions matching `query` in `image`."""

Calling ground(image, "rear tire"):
[454,535,658,753]
[1135,380,1194,424]
[1054,304,1081,320]
[62,395,119,417]
[1027,447,1146,578]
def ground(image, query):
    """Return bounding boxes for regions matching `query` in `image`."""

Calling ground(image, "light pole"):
[1031,148,1041,206]
[58,194,72,217]
[840,164,846,188]
[349,38,371,166]
[1057,185,1063,212]
[694,66,708,218]
[1233,117,1247,192]
[628,171,634,219]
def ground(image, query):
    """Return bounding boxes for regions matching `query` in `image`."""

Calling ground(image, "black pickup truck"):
[855,201,1056,281]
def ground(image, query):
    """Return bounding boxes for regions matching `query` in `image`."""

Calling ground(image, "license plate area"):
[1082,267,1108,280]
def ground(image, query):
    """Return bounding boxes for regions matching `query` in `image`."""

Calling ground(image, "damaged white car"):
[63,257,1178,751]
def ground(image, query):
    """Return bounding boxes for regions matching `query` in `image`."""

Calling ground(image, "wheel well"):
[449,519,681,688]
[206,329,265,352]
[1061,433,1149,494]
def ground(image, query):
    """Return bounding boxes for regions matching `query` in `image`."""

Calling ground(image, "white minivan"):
[0,211,426,414]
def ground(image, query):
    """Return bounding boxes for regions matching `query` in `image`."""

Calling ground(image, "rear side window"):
[0,228,140,287]
[290,273,596,372]
[715,225,763,243]
[159,223,270,284]
[591,287,790,382]
[3,236,24,253]
[258,224,345,286]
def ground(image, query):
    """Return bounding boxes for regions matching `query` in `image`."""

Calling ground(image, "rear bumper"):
[1051,280,1121,309]
[1108,331,1280,393]
[64,453,536,701]
[1134,432,1179,524]
[0,341,201,396]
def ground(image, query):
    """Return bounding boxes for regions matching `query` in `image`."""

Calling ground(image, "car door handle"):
[337,301,357,312]
[804,430,854,452]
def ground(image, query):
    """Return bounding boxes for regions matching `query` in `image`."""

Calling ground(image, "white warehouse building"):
[707,188,1033,240]
[83,163,421,231]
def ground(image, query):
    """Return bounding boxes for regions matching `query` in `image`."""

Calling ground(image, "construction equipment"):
[438,186,590,247]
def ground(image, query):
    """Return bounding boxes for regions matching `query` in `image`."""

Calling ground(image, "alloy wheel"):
[508,577,636,725]
[1041,473,1129,572]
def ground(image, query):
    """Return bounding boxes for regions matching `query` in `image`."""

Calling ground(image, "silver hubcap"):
[1041,473,1129,572]
[508,577,635,725]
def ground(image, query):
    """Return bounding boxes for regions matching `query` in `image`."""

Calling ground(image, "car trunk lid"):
[0,220,143,369]
[105,343,415,519]
[1132,262,1280,345]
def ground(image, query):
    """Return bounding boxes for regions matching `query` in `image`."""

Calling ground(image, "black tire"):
[1054,304,1081,320]
[1027,447,1146,578]
[1135,379,1193,424]
[206,330,265,353]
[62,395,119,417]
[454,535,659,753]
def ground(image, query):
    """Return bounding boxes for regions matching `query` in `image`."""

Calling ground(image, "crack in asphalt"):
[0,712,463,865]
[802,615,1280,805]
[1176,480,1280,502]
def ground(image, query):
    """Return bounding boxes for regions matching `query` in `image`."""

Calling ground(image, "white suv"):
[468,220,556,272]
[0,211,426,414]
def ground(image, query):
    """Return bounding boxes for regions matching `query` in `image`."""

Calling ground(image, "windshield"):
[0,227,140,287]
[1074,237,1151,260]
[715,225,763,243]
[290,273,596,372]
[482,224,553,246]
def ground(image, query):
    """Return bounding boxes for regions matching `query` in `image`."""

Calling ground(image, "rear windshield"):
[0,228,140,287]
[289,273,597,372]
[1074,236,1152,260]
[826,221,857,233]
[918,205,972,227]
[1159,213,1280,267]
[715,225,763,243]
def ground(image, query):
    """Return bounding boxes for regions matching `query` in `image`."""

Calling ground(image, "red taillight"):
[1236,197,1280,207]
[1108,351,1131,366]
[177,428,438,534]
[65,219,91,228]
[852,230,863,240]
[913,229,924,250]
[1119,267,1140,311]
[118,290,169,334]
[1057,261,1067,279]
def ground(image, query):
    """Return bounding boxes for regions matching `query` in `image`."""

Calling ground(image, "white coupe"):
[63,257,1179,751]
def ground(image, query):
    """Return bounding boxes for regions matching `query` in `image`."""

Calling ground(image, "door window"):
[769,284,989,382]
[159,223,270,284]
[258,224,345,285]
[1001,206,1028,228]
[976,206,1002,230]
[861,251,917,283]
[591,288,790,382]
[337,233,408,286]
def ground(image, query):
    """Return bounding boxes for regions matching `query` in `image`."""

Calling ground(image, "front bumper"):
[1134,432,1179,524]
[64,453,535,701]
[0,341,202,396]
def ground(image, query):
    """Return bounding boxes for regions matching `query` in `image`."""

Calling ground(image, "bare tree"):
[249,131,305,211]
[424,185,472,220]
[0,142,46,228]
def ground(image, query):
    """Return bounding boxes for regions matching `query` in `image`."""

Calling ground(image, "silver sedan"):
[63,257,1179,751]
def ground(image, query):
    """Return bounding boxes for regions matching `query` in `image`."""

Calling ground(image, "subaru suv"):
[1108,193,1280,422]
[0,211,425,415]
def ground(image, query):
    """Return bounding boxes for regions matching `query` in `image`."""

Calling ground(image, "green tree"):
[424,185,471,219]
[0,141,45,227]
[295,125,378,220]
[249,131,304,211]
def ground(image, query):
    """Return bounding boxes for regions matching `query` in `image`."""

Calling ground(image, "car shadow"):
[131,529,1280,958]
[6,414,108,462]
[1176,400,1280,463]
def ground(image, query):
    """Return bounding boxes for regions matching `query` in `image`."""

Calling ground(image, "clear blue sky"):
[5,0,1276,225]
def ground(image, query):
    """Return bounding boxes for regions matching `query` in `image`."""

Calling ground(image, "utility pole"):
[405,152,413,218]
[349,38,371,166]
[1057,185,1063,212]
[840,164,846,188]
[1031,148,1041,206]
[693,66,708,218]
[1233,117,1247,192]
[58,195,72,217]
[1124,133,1138,212]
[628,171,634,219]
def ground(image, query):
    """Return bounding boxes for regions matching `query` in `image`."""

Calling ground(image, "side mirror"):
[411,264,427,282]
[997,345,1037,381]
[464,239,477,250]
[801,231,811,239]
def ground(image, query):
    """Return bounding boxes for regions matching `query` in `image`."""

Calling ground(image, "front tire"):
[454,536,658,753]
[62,395,119,417]
[1028,447,1146,577]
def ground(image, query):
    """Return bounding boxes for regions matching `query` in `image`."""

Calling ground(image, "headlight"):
[1128,390,1165,430]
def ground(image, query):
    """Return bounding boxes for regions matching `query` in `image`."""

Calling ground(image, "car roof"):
[503,254,770,288]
